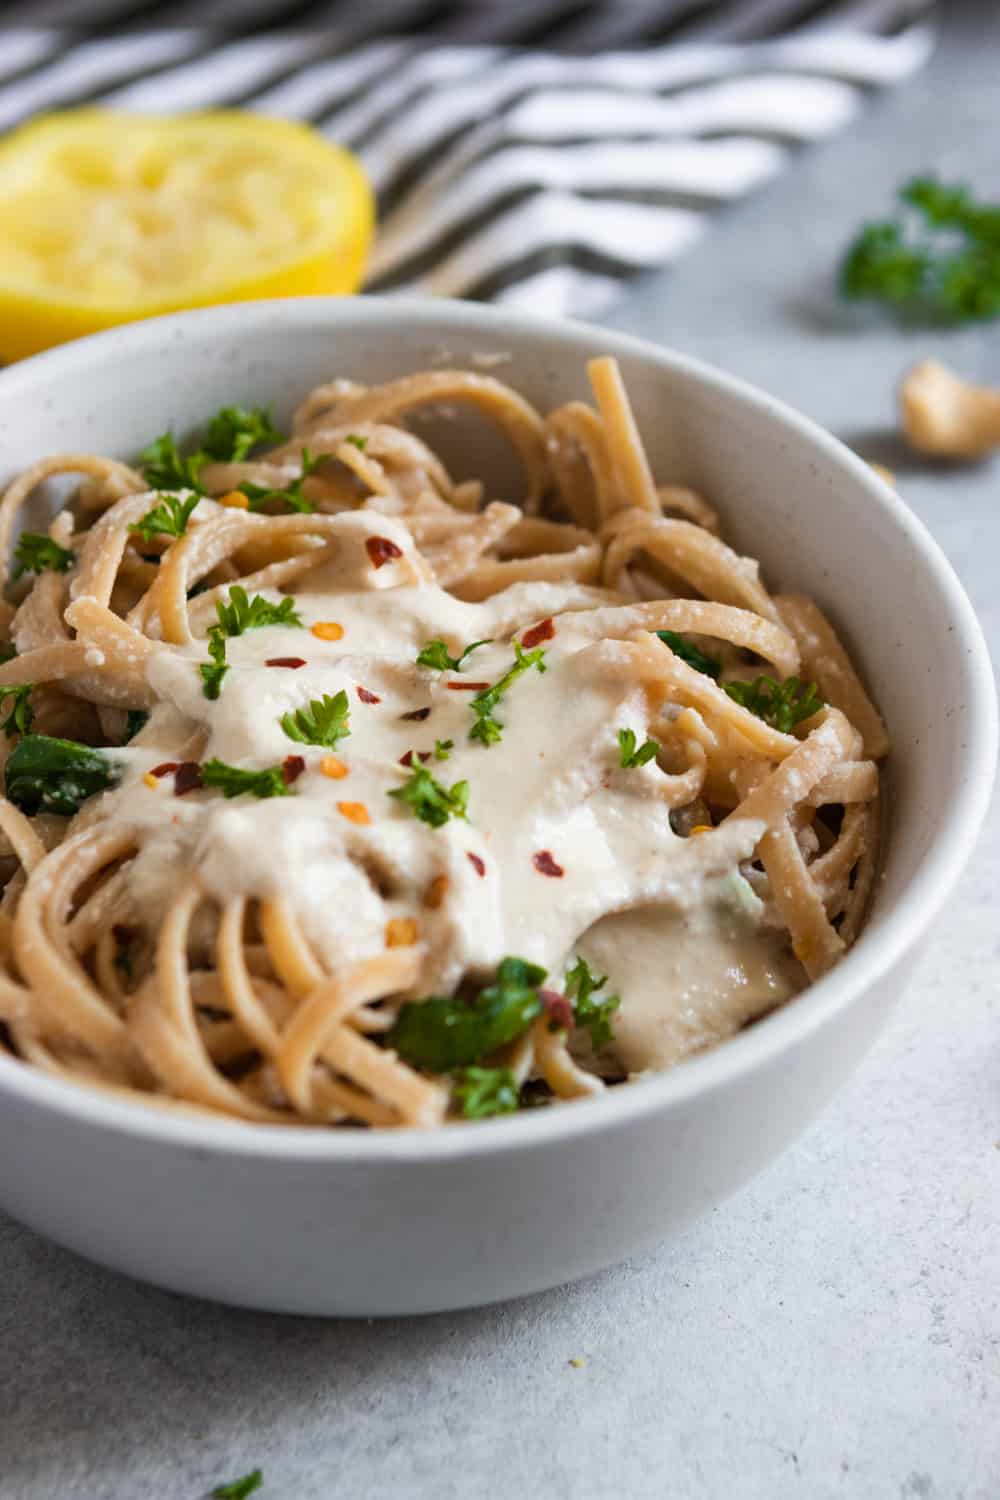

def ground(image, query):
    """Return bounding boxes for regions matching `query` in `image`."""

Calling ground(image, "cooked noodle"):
[0,357,887,1128]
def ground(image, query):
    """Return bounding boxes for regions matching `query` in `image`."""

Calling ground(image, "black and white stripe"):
[0,0,936,315]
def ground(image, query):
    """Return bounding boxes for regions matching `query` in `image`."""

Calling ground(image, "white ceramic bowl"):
[0,300,994,1316]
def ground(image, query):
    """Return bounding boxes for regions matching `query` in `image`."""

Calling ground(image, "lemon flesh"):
[0,110,375,361]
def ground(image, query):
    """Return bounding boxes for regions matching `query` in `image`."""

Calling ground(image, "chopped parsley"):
[215,586,302,637]
[139,430,207,494]
[4,734,119,816]
[434,738,454,761]
[239,448,320,514]
[211,1472,263,1500]
[202,405,283,463]
[280,690,350,748]
[200,631,229,700]
[564,957,620,1050]
[617,728,659,769]
[11,532,75,581]
[841,176,1000,323]
[452,1066,520,1119]
[723,675,823,733]
[122,709,149,744]
[656,629,721,679]
[387,957,547,1072]
[344,433,367,451]
[468,641,546,747]
[201,759,294,799]
[0,684,34,738]
[200,587,302,701]
[388,765,468,828]
[131,491,200,543]
[416,638,491,672]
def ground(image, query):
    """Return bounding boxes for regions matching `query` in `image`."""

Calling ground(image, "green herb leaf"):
[202,405,282,463]
[122,709,149,744]
[199,628,229,701]
[434,738,454,761]
[4,734,119,816]
[656,630,721,679]
[12,532,75,581]
[280,691,350,748]
[131,492,201,543]
[617,728,659,769]
[0,684,34,738]
[388,766,468,828]
[723,675,823,734]
[212,1471,263,1500]
[139,431,208,494]
[452,1066,520,1118]
[468,641,547,747]
[387,956,547,1072]
[201,759,294,799]
[239,449,319,514]
[344,433,367,451]
[840,176,1000,323]
[215,585,302,637]
[416,638,491,672]
[564,957,620,1050]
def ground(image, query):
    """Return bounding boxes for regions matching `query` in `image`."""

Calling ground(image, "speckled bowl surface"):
[0,299,994,1315]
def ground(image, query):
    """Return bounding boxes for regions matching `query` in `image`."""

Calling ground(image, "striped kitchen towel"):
[0,0,936,316]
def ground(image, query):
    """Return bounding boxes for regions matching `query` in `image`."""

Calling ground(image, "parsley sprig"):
[469,642,546,746]
[141,405,283,494]
[203,406,282,464]
[416,638,491,672]
[201,760,294,799]
[200,587,303,700]
[723,675,823,733]
[656,629,721,679]
[387,957,547,1072]
[841,176,1000,323]
[618,728,659,769]
[12,532,75,581]
[211,1471,263,1500]
[131,492,201,543]
[0,684,34,738]
[389,765,468,827]
[452,1066,520,1119]
[280,691,350,748]
[565,957,620,1050]
[239,449,320,514]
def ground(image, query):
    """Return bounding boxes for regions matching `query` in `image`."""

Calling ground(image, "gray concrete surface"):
[2,5,998,1497]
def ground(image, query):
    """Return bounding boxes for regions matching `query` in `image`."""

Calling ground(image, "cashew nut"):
[900,359,1000,458]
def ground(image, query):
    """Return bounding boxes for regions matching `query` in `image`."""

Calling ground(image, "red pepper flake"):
[173,761,203,796]
[401,706,431,722]
[466,852,486,878]
[150,761,179,779]
[533,850,564,878]
[266,657,306,670]
[446,680,489,691]
[282,754,305,785]
[400,748,431,767]
[357,686,381,704]
[539,988,573,1031]
[522,616,555,649]
[365,535,403,569]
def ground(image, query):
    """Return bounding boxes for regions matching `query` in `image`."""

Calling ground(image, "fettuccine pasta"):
[0,357,887,1128]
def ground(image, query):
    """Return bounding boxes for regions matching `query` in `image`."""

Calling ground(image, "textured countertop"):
[2,6,998,1498]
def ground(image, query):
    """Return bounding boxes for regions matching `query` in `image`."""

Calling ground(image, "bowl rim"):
[0,295,995,1163]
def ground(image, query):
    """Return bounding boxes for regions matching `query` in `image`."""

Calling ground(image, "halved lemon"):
[0,109,375,362]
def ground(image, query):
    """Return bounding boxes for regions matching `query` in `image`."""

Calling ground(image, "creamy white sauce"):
[108,510,802,1074]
